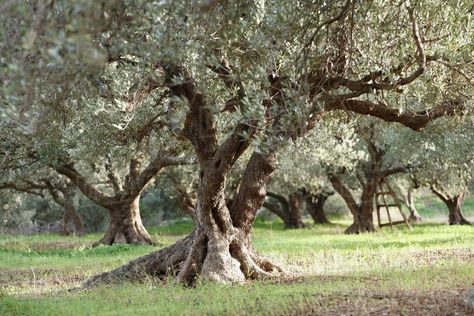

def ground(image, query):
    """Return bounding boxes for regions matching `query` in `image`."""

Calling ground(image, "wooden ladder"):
[375,178,412,231]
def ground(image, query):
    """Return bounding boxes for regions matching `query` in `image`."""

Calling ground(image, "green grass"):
[1,221,473,315]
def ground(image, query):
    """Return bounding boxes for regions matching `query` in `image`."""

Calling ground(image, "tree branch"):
[430,183,451,202]
[163,63,217,162]
[266,191,290,212]
[54,164,115,207]
[326,98,464,131]
[0,182,46,197]
[378,166,408,178]
[136,154,195,192]
[105,156,123,194]
[230,151,277,234]
[262,201,287,221]
[328,172,360,215]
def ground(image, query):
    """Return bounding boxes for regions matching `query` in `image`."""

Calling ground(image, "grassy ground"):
[1,218,473,315]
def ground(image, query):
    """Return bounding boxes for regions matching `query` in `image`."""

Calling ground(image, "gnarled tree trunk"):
[96,196,153,245]
[84,152,282,287]
[55,154,190,245]
[304,190,332,224]
[83,59,280,284]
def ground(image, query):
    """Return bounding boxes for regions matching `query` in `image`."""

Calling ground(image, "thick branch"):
[430,184,451,202]
[266,191,290,213]
[326,99,463,131]
[378,166,407,178]
[105,157,122,194]
[54,164,115,207]
[262,201,287,221]
[42,179,67,206]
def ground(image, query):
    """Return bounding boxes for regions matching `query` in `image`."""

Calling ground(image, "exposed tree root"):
[83,229,284,288]
[83,231,195,288]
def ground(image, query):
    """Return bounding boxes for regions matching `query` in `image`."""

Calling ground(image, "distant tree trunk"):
[404,188,422,223]
[445,192,471,225]
[61,201,85,236]
[173,185,196,219]
[304,190,332,224]
[55,154,191,245]
[288,193,306,228]
[97,195,153,245]
[431,186,471,225]
[263,191,305,228]
[44,181,85,236]
[329,173,376,234]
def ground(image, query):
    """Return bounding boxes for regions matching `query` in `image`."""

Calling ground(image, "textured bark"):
[84,62,282,286]
[304,191,332,224]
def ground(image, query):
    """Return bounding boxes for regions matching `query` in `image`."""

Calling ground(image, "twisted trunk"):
[96,195,153,245]
[55,154,190,245]
[304,191,332,224]
[84,152,282,287]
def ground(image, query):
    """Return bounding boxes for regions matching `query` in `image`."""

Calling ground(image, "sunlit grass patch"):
[1,221,473,315]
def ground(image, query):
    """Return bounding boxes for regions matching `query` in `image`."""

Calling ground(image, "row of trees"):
[1,0,472,285]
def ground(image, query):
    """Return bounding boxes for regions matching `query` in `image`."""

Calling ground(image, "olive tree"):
[1,0,472,285]
[264,115,363,227]
[327,120,412,233]
[404,119,474,224]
